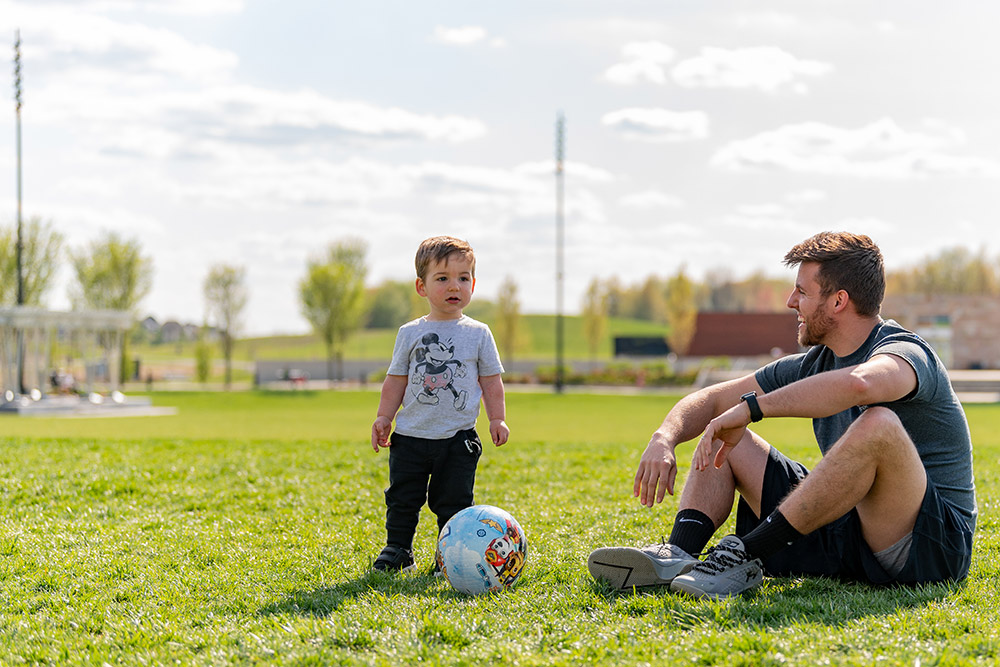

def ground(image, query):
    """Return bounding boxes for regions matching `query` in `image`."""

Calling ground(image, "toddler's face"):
[417,254,475,320]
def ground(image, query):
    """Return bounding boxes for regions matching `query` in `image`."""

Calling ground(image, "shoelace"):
[692,543,750,574]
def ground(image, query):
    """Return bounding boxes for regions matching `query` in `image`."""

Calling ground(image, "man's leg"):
[672,407,926,598]
[778,407,925,552]
[587,429,771,590]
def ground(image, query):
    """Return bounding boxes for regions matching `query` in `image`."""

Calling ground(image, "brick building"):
[882,294,1000,370]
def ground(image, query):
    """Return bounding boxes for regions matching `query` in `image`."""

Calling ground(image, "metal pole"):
[14,30,23,306]
[13,30,26,395]
[555,112,565,394]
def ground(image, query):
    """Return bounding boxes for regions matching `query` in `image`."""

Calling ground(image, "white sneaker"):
[670,535,763,599]
[587,542,698,590]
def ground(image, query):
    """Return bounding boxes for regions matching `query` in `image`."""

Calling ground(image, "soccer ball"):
[436,504,528,595]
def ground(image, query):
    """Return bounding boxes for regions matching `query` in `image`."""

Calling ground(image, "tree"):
[634,275,667,323]
[69,232,153,382]
[581,277,608,360]
[0,216,64,306]
[366,280,415,329]
[194,329,213,385]
[494,275,527,362]
[299,239,367,383]
[887,246,1000,296]
[664,267,698,355]
[203,264,247,390]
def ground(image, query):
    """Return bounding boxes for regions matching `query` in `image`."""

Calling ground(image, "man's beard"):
[798,308,836,347]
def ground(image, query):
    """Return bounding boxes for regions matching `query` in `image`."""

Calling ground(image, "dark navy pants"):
[384,429,482,549]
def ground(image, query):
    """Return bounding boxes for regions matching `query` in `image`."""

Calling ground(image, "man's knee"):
[837,406,919,462]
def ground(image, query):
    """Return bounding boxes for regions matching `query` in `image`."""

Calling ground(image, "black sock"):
[668,508,716,556]
[740,510,803,561]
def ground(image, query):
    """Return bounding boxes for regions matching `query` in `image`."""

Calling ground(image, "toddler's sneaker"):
[670,535,763,599]
[372,545,416,573]
[587,542,698,590]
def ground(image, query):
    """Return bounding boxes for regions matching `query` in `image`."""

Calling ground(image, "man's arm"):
[634,373,763,507]
[479,374,509,446]
[694,353,918,470]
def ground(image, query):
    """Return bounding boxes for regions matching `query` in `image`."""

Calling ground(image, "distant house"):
[140,316,160,336]
[686,312,800,358]
[159,320,184,343]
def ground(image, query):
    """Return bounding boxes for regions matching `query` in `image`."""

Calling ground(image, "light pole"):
[14,30,23,306]
[13,30,26,395]
[555,112,565,394]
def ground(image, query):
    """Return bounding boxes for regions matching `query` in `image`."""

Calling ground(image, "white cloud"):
[672,46,832,93]
[604,40,676,85]
[784,189,827,204]
[10,5,239,82]
[711,118,1000,179]
[515,161,616,183]
[602,108,709,142]
[619,191,684,209]
[433,25,494,46]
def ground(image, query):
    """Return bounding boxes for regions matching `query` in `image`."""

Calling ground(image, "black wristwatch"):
[741,391,764,423]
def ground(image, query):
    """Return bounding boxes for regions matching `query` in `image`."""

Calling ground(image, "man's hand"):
[693,402,751,471]
[489,419,509,446]
[633,434,678,507]
[371,416,393,452]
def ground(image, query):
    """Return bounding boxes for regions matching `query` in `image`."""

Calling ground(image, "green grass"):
[1,391,998,665]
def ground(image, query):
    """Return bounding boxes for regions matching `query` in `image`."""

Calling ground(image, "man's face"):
[786,262,836,347]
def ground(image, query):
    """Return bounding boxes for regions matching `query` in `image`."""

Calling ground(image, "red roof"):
[686,312,800,356]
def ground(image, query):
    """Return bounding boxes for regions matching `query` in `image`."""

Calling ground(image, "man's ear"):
[415,277,427,297]
[832,289,850,313]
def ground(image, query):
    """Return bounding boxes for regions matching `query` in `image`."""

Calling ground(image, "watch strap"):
[741,391,764,423]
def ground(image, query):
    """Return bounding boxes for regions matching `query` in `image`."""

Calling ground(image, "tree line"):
[6,220,996,386]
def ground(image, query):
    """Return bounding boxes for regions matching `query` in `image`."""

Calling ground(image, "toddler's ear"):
[415,277,427,297]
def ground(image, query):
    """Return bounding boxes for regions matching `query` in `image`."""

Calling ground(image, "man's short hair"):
[783,231,885,317]
[415,236,476,281]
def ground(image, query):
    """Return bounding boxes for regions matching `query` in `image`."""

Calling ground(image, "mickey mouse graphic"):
[412,332,468,410]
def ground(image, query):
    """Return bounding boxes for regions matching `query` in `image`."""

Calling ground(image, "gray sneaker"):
[670,535,763,599]
[587,542,698,590]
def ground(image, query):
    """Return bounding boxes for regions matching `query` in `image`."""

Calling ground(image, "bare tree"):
[203,264,248,391]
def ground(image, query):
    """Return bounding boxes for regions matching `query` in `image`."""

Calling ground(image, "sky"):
[2,1,999,336]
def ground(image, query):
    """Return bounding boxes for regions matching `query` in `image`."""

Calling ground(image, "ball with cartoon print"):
[436,505,528,595]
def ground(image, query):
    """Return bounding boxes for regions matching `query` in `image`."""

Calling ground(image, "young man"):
[588,231,976,598]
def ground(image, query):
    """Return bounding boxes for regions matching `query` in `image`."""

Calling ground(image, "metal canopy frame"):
[0,306,132,400]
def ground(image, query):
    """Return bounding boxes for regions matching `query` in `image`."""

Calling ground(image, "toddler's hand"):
[371,416,393,452]
[489,419,509,447]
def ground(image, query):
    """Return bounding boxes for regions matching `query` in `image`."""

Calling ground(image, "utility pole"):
[555,112,565,394]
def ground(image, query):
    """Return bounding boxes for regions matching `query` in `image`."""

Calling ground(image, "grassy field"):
[1,391,997,665]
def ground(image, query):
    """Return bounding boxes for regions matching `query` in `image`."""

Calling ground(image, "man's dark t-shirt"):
[755,319,977,530]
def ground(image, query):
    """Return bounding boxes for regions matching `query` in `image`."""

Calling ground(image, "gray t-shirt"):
[755,319,977,529]
[388,315,504,439]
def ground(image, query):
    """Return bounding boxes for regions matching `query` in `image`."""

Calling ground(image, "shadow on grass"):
[259,569,467,617]
[589,575,968,628]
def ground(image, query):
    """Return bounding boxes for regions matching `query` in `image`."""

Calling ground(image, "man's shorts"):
[735,446,974,586]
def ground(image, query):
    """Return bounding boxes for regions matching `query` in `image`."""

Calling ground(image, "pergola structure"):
[0,306,132,407]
